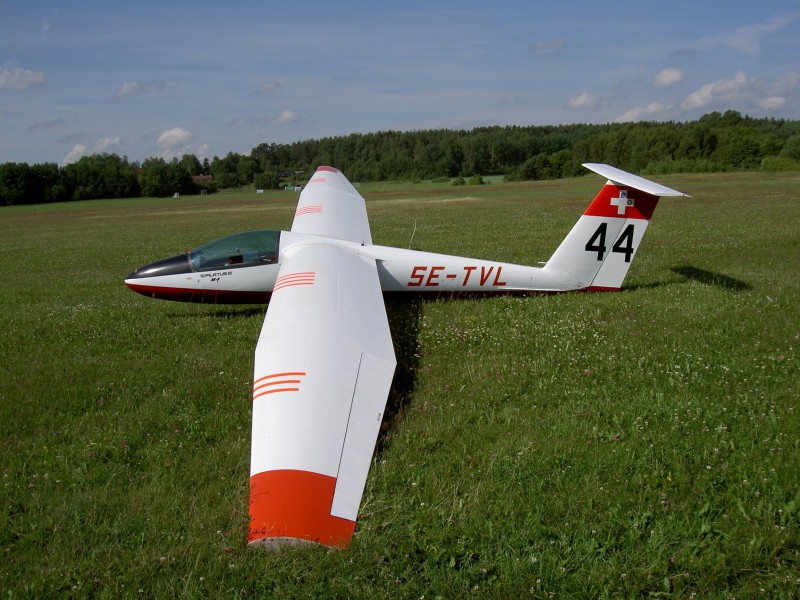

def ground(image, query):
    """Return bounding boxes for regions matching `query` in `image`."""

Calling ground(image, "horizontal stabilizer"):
[582,163,688,197]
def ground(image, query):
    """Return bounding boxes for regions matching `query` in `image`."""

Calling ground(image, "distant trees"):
[138,157,199,197]
[781,134,800,160]
[2,111,800,206]
[0,161,74,205]
[61,154,140,200]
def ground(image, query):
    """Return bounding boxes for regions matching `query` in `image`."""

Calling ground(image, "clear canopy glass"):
[190,230,280,271]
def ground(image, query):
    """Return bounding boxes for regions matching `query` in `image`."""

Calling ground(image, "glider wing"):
[290,166,373,245]
[248,242,396,549]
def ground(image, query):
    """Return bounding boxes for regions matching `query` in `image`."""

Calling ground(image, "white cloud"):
[190,144,210,160]
[0,64,46,91]
[157,127,193,149]
[706,12,799,57]
[154,127,208,160]
[62,144,87,165]
[61,137,121,165]
[758,97,787,110]
[567,91,599,110]
[680,71,753,110]
[113,80,165,99]
[94,137,121,152]
[679,70,800,115]
[758,72,800,111]
[770,71,800,96]
[653,68,685,89]
[256,81,281,96]
[160,143,211,161]
[615,103,670,123]
[268,110,300,124]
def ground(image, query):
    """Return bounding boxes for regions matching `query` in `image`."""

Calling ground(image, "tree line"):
[2,110,800,206]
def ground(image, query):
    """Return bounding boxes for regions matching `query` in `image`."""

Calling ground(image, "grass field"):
[1,171,798,598]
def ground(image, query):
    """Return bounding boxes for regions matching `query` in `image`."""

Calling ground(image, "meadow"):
[1,171,798,598]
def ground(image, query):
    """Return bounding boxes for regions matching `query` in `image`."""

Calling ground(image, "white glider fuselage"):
[125,233,589,303]
[302,234,567,294]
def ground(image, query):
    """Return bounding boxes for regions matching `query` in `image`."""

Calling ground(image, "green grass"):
[1,172,798,598]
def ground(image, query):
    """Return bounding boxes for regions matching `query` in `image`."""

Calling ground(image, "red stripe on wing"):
[295,205,323,216]
[273,272,316,292]
[253,372,307,400]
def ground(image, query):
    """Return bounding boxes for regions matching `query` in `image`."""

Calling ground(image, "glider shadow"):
[623,265,752,292]
[167,305,265,319]
[671,265,752,291]
[377,297,423,455]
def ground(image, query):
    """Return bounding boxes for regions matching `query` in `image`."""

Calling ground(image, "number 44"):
[585,223,635,263]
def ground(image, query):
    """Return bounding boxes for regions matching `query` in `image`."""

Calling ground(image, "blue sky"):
[1,0,798,165]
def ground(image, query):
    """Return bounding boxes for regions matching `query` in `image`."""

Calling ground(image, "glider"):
[125,163,686,549]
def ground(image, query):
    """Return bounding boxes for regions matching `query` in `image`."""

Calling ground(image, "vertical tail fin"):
[543,164,687,291]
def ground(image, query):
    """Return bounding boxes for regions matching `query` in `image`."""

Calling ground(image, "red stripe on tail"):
[583,184,659,220]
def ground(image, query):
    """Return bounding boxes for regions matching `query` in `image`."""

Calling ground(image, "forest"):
[2,110,800,206]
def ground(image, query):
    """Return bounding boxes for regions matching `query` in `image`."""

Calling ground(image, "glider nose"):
[125,253,194,300]
[125,253,192,281]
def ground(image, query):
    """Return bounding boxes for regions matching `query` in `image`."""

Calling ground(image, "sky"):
[1,0,799,165]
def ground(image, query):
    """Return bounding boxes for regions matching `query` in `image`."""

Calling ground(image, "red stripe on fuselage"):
[125,282,271,304]
[126,281,623,305]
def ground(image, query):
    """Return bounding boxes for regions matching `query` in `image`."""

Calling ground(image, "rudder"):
[543,164,686,291]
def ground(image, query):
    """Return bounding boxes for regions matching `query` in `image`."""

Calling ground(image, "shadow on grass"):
[377,297,423,456]
[167,305,266,319]
[623,265,752,292]
[671,265,752,291]
[621,280,673,292]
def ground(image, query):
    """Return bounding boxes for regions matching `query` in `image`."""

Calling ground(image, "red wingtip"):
[249,469,356,549]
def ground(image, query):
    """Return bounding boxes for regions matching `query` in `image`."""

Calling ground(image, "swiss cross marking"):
[610,190,634,216]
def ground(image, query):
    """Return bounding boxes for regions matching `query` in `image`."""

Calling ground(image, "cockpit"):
[126,229,282,283]
[190,230,281,271]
